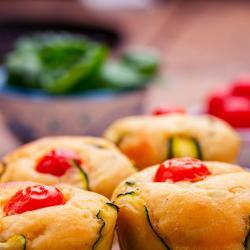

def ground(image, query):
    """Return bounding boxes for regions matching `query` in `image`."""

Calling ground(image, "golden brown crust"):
[114,161,245,188]
[0,136,136,198]
[113,161,250,250]
[0,182,117,250]
[104,114,240,169]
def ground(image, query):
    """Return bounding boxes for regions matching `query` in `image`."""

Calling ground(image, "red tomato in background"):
[231,76,250,98]
[207,76,250,128]
[222,96,250,128]
[207,91,227,118]
[152,107,186,116]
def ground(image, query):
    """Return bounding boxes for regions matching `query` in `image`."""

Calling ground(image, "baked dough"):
[0,181,117,250]
[104,114,240,169]
[0,136,136,198]
[113,161,250,250]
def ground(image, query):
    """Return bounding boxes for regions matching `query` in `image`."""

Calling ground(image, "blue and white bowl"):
[0,67,146,142]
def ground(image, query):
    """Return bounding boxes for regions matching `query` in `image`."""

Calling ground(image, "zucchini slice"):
[115,192,169,250]
[73,161,89,190]
[63,160,89,190]
[125,181,136,187]
[244,232,250,250]
[0,235,26,250]
[93,203,118,250]
[167,136,202,159]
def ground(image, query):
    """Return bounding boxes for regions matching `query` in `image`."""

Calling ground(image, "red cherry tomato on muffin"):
[154,158,211,183]
[4,185,65,216]
[36,149,82,177]
[152,107,186,116]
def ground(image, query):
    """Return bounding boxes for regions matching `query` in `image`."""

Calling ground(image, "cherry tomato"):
[207,91,227,118]
[152,107,186,116]
[222,96,250,128]
[4,185,65,216]
[207,90,250,128]
[231,76,250,98]
[36,149,82,177]
[154,157,211,183]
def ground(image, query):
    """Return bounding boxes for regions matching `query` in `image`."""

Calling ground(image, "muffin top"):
[113,159,250,250]
[0,181,117,250]
[0,136,136,198]
[104,114,240,168]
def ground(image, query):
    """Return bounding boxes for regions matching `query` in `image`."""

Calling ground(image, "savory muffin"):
[104,113,240,169]
[0,181,117,250]
[113,158,250,250]
[0,136,136,198]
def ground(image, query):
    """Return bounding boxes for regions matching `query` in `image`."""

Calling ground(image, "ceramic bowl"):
[0,68,146,142]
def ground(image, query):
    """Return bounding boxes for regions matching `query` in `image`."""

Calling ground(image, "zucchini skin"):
[20,235,26,250]
[144,206,170,250]
[192,138,203,159]
[117,191,137,198]
[0,235,26,250]
[167,136,202,160]
[77,166,89,190]
[92,203,118,250]
[92,211,105,250]
[244,232,250,250]
[71,160,89,190]
[125,181,136,187]
[115,192,170,250]
[106,202,119,212]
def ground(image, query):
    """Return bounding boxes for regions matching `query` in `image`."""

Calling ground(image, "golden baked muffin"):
[104,113,240,169]
[0,181,117,250]
[0,136,136,198]
[112,158,250,250]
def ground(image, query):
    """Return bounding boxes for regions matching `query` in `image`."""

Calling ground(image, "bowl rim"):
[0,66,146,100]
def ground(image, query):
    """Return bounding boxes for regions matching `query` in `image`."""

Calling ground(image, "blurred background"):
[0,0,250,164]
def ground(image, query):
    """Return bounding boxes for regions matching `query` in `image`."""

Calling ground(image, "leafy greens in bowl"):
[5,33,160,95]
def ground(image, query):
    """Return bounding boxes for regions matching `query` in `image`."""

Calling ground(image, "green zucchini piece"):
[117,191,137,198]
[0,235,26,250]
[93,203,118,250]
[168,136,202,159]
[244,231,250,249]
[125,181,136,187]
[73,162,89,190]
[115,192,169,250]
[106,202,119,212]
[63,160,89,190]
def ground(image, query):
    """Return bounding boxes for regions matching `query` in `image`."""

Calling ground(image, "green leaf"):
[41,45,108,94]
[5,33,160,94]
[100,60,146,89]
[6,33,108,94]
[121,48,160,76]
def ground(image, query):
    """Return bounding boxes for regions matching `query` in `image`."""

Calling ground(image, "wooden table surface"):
[0,0,250,151]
